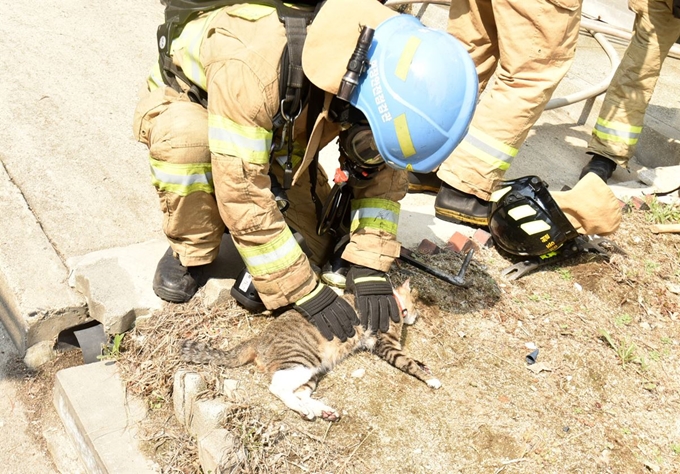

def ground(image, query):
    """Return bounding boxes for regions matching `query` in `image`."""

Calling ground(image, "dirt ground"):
[15,198,680,473]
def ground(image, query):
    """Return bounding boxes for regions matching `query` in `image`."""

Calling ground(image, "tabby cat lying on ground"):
[180,279,440,421]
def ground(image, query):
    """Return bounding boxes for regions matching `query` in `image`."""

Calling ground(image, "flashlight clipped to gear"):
[337,25,374,102]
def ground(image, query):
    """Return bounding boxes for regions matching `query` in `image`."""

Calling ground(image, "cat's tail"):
[179,339,256,368]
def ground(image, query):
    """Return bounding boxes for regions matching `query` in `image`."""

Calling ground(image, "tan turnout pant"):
[587,0,680,166]
[437,0,582,200]
[132,86,334,268]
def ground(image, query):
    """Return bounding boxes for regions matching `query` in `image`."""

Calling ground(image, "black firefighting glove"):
[345,265,400,333]
[294,283,359,342]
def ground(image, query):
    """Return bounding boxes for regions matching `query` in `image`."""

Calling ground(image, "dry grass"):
[116,202,680,474]
[14,200,680,474]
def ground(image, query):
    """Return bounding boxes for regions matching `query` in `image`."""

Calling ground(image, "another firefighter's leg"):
[136,89,225,302]
[436,0,581,225]
[408,0,499,196]
[585,1,680,180]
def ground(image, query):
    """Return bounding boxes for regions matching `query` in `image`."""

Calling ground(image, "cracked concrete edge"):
[66,239,167,335]
[0,161,90,357]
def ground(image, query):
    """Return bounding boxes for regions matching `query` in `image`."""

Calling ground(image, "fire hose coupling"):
[337,26,375,102]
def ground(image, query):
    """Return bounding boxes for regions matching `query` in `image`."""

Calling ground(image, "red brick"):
[618,199,631,213]
[630,196,650,211]
[417,239,442,255]
[472,228,494,248]
[446,232,479,253]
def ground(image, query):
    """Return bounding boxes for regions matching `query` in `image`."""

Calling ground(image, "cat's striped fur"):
[180,279,441,421]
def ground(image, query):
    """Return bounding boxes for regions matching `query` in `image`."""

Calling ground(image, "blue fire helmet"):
[349,15,478,173]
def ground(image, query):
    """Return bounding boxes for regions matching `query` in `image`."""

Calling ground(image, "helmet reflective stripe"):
[593,117,641,145]
[171,10,221,90]
[237,227,303,277]
[489,186,512,202]
[507,205,536,221]
[149,156,214,196]
[350,198,400,236]
[394,114,416,159]
[208,114,272,164]
[520,220,551,235]
[459,127,518,172]
[395,37,421,81]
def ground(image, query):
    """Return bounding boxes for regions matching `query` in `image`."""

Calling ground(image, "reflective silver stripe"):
[593,123,640,140]
[238,227,303,276]
[209,127,270,153]
[151,167,213,186]
[351,207,399,224]
[350,199,400,235]
[464,132,514,165]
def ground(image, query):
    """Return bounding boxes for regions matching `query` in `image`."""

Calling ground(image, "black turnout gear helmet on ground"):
[488,176,579,257]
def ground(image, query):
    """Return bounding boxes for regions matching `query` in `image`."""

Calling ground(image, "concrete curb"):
[0,162,90,360]
[53,361,159,473]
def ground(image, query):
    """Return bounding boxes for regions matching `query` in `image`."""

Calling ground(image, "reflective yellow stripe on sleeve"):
[171,10,221,90]
[592,117,642,145]
[459,126,517,172]
[209,114,272,164]
[147,63,164,91]
[149,156,214,196]
[350,198,400,236]
[237,227,303,277]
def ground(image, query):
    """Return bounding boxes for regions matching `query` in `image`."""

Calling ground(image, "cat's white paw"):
[426,378,442,389]
[321,409,341,422]
[304,399,340,422]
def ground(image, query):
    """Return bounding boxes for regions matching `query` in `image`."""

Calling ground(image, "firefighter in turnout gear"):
[407,0,584,227]
[581,0,680,182]
[132,0,478,340]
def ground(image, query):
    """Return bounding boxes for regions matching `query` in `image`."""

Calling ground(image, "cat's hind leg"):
[294,375,340,422]
[374,336,442,389]
[269,367,338,421]
[269,367,317,419]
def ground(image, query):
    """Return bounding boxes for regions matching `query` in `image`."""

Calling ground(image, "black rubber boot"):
[231,268,266,313]
[434,183,490,227]
[579,154,617,182]
[153,247,199,303]
[407,172,443,194]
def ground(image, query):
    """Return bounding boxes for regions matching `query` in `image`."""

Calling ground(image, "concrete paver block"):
[53,361,159,473]
[202,278,236,309]
[189,398,234,439]
[173,370,208,428]
[0,162,90,357]
[637,165,680,194]
[220,378,245,402]
[67,240,167,335]
[197,429,246,474]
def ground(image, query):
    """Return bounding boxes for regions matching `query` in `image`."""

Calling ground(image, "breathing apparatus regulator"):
[317,25,382,239]
[335,26,384,185]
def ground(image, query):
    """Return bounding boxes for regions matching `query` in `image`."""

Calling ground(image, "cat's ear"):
[402,278,411,292]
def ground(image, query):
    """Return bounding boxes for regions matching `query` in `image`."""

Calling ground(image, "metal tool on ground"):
[399,247,474,288]
[500,235,625,281]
